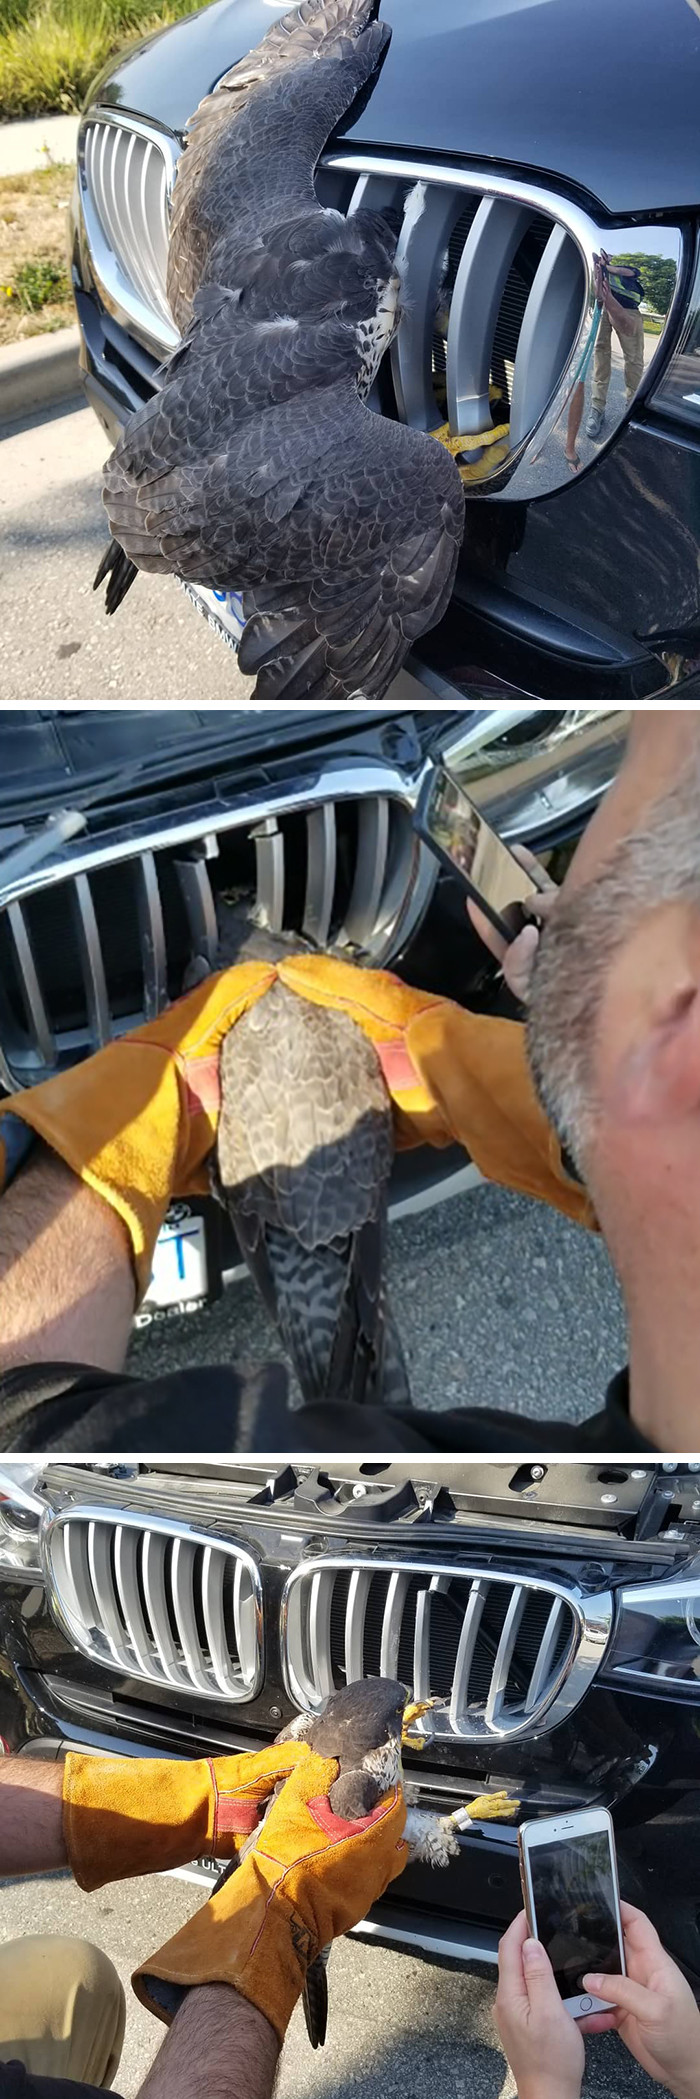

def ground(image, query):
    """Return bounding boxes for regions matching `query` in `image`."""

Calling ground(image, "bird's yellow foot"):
[449,1791,520,1829]
[402,1695,438,1748]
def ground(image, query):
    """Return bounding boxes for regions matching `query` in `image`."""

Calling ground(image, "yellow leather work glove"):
[0,952,594,1304]
[133,1748,408,2042]
[63,1742,310,1892]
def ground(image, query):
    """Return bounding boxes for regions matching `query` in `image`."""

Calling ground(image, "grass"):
[0,159,74,343]
[0,0,205,118]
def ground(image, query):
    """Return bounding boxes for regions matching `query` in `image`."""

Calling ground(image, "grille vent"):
[283,1557,611,1742]
[43,1509,263,1702]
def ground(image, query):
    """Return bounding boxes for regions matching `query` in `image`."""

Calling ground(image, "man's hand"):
[495,1912,584,2099]
[467,845,558,1004]
[579,1901,700,2099]
[134,1748,408,2044]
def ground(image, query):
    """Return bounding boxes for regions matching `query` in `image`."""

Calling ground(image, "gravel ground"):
[0,1869,657,2099]
[128,1181,627,1429]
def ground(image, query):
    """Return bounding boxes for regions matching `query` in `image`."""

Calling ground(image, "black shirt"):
[0,2066,118,2099]
[0,1361,649,1454]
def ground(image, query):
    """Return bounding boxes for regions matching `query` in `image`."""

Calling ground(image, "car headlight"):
[651,237,700,432]
[0,1469,46,1576]
[601,1567,700,1697]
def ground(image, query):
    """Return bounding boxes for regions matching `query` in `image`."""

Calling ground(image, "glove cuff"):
[133,1855,310,2044]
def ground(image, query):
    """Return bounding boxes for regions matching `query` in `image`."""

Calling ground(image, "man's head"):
[527,712,700,1285]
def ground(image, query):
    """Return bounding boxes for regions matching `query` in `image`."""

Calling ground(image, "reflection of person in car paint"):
[586,253,646,440]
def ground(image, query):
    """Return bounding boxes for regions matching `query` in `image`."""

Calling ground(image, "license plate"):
[179,579,245,654]
[138,1205,209,1322]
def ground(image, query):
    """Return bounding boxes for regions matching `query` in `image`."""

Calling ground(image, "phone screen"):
[419,766,537,926]
[528,1831,621,2000]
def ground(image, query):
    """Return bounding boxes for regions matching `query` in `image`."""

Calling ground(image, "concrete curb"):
[0,323,82,422]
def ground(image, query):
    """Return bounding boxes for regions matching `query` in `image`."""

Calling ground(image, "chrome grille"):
[0,772,429,1088]
[79,116,179,351]
[42,1508,263,1702]
[76,110,682,499]
[282,1557,613,1742]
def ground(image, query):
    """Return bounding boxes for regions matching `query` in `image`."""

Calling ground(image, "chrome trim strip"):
[41,1507,265,1704]
[281,1555,613,1742]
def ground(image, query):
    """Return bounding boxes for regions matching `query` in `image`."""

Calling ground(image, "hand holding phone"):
[580,1901,700,2099]
[518,1808,625,2020]
[495,1911,585,2099]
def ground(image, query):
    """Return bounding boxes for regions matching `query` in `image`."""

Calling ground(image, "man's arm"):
[0,1759,67,1873]
[0,1144,134,1374]
[139,1987,279,2099]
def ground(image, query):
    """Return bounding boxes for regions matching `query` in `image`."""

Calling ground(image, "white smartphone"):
[518,1808,626,2020]
[413,760,541,941]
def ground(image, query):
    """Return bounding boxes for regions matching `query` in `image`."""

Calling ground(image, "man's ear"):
[605,920,700,1129]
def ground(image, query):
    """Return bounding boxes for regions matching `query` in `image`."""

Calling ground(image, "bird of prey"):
[222,1677,518,2048]
[93,0,465,700]
[213,977,410,1406]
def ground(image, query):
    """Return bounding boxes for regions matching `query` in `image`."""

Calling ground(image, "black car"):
[0,704,625,1321]
[3,1457,700,1986]
[67,0,700,701]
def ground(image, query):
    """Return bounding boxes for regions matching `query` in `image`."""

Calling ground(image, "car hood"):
[0,707,410,821]
[89,0,699,217]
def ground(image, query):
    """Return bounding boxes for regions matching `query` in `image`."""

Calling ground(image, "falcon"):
[221,1678,518,2048]
[93,0,465,700]
[213,978,410,1405]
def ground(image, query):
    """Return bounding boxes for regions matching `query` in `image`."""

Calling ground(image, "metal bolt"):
[692,1501,700,1514]
[530,1466,545,1482]
[665,1529,684,1540]
[601,1493,618,1506]
[660,1489,676,1501]
[631,1469,648,1480]
[689,1465,700,1474]
[662,1463,677,1473]
[352,1483,368,1499]
[269,1705,282,1721]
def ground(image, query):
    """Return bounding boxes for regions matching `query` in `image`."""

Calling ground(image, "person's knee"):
[0,1935,126,2089]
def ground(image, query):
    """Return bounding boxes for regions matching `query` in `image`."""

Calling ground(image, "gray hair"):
[526,749,700,1167]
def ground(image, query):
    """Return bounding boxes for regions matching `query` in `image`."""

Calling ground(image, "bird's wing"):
[167,8,389,326]
[101,378,464,700]
[237,399,465,699]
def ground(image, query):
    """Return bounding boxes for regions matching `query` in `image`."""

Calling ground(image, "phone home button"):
[579,1996,593,2013]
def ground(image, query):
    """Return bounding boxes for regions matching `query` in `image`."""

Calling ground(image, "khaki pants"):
[0,1936,126,2088]
[591,305,645,410]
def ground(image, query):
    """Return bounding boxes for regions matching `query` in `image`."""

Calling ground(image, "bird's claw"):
[449,1791,520,1829]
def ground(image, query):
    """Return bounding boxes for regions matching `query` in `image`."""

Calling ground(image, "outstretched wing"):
[167,0,387,327]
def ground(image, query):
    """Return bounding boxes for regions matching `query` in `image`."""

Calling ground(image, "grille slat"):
[174,855,219,968]
[283,1555,610,1743]
[303,803,337,948]
[135,851,167,1020]
[340,797,390,949]
[44,1510,264,1703]
[7,900,56,1068]
[113,1522,154,1671]
[253,817,285,935]
[72,873,111,1049]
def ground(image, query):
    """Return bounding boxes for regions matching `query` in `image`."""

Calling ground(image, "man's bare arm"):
[139,1987,279,2099]
[0,1144,135,1374]
[0,1759,67,1873]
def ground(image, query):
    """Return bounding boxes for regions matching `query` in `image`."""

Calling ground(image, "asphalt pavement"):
[129,1180,627,1429]
[0,1868,658,2099]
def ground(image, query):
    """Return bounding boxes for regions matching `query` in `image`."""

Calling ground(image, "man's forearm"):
[0,1758,67,1873]
[0,1144,134,1373]
[139,1987,280,2099]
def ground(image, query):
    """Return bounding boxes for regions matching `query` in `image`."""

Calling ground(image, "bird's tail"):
[302,1945,330,2049]
[93,536,138,615]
